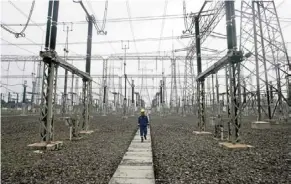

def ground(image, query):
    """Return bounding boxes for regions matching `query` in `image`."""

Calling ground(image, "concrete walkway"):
[109,128,155,184]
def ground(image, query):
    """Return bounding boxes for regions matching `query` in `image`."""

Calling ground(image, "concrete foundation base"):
[219,142,253,150]
[251,121,271,129]
[265,119,280,125]
[33,150,43,154]
[28,141,63,151]
[193,131,212,135]
[79,130,94,134]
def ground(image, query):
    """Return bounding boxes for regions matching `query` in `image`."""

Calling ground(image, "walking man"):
[138,109,149,142]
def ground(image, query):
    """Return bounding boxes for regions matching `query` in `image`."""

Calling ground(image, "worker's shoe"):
[141,137,144,142]
[144,135,147,140]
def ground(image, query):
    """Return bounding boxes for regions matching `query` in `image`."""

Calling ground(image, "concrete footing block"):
[28,141,63,151]
[251,121,271,129]
[79,130,94,134]
[219,142,253,150]
[264,119,280,125]
[193,131,212,135]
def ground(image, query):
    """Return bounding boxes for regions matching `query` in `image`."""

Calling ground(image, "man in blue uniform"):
[138,109,149,142]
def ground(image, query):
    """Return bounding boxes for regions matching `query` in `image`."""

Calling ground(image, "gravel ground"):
[151,115,290,184]
[1,115,137,184]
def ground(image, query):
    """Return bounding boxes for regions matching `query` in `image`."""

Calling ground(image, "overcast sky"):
[1,0,290,106]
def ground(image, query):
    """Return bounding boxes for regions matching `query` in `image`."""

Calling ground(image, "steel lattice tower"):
[183,45,196,116]
[240,0,290,122]
[100,59,108,116]
[170,58,178,113]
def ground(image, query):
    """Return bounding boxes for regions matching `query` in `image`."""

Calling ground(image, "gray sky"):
[1,0,291,106]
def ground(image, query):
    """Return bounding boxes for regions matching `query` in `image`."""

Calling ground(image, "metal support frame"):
[62,24,73,115]
[31,81,36,109]
[211,74,215,125]
[82,14,93,130]
[225,0,241,143]
[159,80,164,117]
[196,1,242,142]
[37,0,92,144]
[181,0,225,117]
[170,57,178,113]
[288,72,291,123]
[131,80,135,116]
[63,70,68,115]
[101,59,108,116]
[162,74,166,115]
[195,14,206,131]
[240,0,290,122]
[71,74,75,110]
[81,79,89,130]
[122,40,129,118]
[118,76,122,113]
[2,53,290,63]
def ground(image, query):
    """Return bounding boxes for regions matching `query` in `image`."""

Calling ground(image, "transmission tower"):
[170,58,178,113]
[181,0,224,119]
[62,23,73,116]
[240,0,290,122]
[101,59,108,116]
[182,45,195,116]
[75,77,79,105]
[35,60,42,106]
[121,40,129,118]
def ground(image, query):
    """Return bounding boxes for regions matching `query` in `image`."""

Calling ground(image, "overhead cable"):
[1,0,35,38]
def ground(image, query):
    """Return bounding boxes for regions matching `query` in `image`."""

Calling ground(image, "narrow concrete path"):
[109,128,155,184]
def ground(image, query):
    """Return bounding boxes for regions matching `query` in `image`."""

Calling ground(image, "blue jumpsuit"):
[138,115,149,137]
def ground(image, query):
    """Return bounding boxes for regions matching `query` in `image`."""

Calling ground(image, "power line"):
[86,0,117,55]
[1,0,35,38]
[157,0,169,56]
[86,0,108,32]
[0,35,191,46]
[1,38,37,55]
[126,0,139,54]
[0,85,18,93]
[1,13,187,27]
[0,83,25,87]
[2,0,83,56]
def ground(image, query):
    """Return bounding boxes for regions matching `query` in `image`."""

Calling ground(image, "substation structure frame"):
[170,58,178,113]
[181,0,225,117]
[240,0,290,122]
[100,59,108,116]
[197,0,243,143]
[1,55,227,62]
[34,0,92,146]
